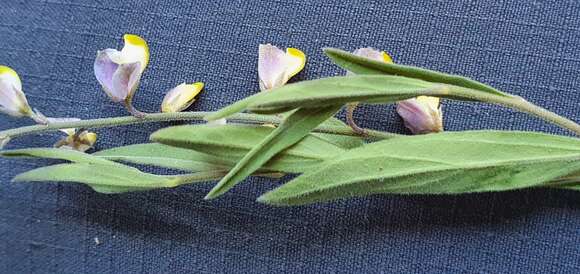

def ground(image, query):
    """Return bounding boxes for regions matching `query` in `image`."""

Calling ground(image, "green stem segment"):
[450,87,580,136]
[0,89,578,147]
[0,111,397,146]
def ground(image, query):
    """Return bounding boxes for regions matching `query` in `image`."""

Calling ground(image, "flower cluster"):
[0,34,446,152]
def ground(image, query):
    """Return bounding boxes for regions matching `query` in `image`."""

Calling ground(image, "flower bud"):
[258,44,306,91]
[161,82,204,113]
[40,116,98,152]
[0,65,33,117]
[396,96,443,134]
[352,47,393,64]
[54,129,98,152]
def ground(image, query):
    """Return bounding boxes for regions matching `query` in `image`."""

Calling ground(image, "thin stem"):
[508,97,580,135]
[448,87,580,136]
[345,103,368,136]
[0,111,397,144]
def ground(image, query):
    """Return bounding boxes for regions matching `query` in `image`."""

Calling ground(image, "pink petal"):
[94,49,120,98]
[258,44,288,91]
[111,62,142,102]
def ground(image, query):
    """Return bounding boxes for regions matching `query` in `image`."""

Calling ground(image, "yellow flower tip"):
[381,51,393,64]
[0,65,19,78]
[285,47,306,78]
[123,34,147,47]
[83,132,98,145]
[191,82,204,91]
[0,65,22,91]
[161,82,205,113]
[121,34,150,70]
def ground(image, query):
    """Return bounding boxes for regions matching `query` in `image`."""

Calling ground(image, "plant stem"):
[0,111,397,144]
[449,87,580,136]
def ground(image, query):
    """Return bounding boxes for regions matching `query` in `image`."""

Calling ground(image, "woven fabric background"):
[1,0,579,273]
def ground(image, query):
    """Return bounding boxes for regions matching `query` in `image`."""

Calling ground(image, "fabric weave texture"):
[1,0,579,273]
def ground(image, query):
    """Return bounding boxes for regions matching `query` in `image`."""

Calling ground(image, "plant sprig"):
[1,48,579,206]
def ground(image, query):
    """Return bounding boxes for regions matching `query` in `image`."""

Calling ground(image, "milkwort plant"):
[1,34,579,206]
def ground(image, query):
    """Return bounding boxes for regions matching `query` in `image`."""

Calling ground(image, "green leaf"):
[94,143,232,172]
[151,123,345,173]
[244,75,518,114]
[0,148,120,166]
[313,117,365,149]
[204,106,341,199]
[13,163,173,193]
[258,131,580,206]
[206,75,438,118]
[323,48,507,96]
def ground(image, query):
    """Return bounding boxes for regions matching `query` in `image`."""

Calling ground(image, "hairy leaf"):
[258,131,580,206]
[13,163,172,193]
[323,48,507,96]
[243,75,516,114]
[205,75,438,119]
[1,148,120,166]
[151,123,345,173]
[204,106,341,199]
[94,143,232,172]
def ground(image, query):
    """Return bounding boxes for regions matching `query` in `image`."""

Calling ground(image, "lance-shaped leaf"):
[0,148,120,166]
[94,143,232,172]
[204,75,436,120]
[12,163,172,194]
[258,131,580,206]
[323,48,507,97]
[151,123,345,173]
[244,75,512,114]
[203,106,341,199]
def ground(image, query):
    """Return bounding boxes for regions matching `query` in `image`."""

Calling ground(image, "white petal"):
[119,34,149,73]
[0,78,31,117]
[0,65,22,91]
[353,47,386,62]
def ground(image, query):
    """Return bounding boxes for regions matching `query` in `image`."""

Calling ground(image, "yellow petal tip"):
[84,132,98,144]
[122,34,150,69]
[0,65,17,76]
[285,48,306,78]
[381,51,393,63]
[123,34,147,47]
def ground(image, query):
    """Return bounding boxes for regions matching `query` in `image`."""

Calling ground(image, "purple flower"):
[396,96,443,134]
[94,34,149,116]
[258,44,306,91]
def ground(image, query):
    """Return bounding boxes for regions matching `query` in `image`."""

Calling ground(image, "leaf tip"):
[256,192,286,206]
[203,190,219,200]
[11,174,27,183]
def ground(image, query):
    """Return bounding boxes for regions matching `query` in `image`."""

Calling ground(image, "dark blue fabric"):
[1,0,579,273]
